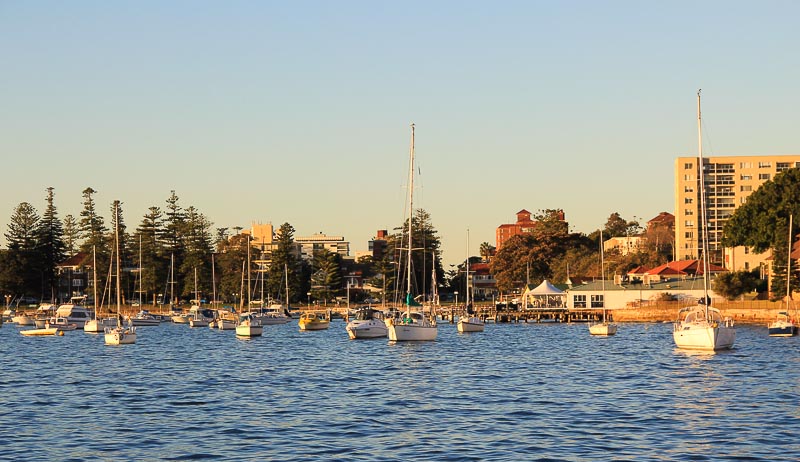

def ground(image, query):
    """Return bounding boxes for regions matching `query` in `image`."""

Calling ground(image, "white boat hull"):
[12,315,35,326]
[104,327,137,345]
[387,320,437,341]
[236,323,263,337]
[171,315,190,324]
[83,318,116,333]
[589,322,617,336]
[346,320,388,339]
[457,317,485,333]
[673,323,735,351]
[215,319,237,330]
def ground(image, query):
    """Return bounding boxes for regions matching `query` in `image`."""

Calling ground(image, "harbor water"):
[1,320,798,461]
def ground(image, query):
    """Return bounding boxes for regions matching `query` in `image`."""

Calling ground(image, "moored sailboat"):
[105,202,137,345]
[589,231,617,336]
[673,90,734,351]
[386,124,437,342]
[457,232,484,333]
[768,214,798,337]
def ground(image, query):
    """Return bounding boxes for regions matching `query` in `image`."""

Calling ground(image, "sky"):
[2,1,799,268]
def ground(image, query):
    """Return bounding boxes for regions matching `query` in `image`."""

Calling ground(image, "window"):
[685,232,693,239]
[684,174,693,181]
[591,294,604,308]
[744,262,750,270]
[685,197,693,204]
[573,295,586,308]
[684,162,693,169]
[741,185,752,192]
[684,186,694,193]
[759,173,771,180]
[740,162,752,168]
[741,174,752,180]
[72,279,84,287]
[758,161,772,168]
[744,247,750,254]
[685,209,693,216]
[777,162,791,172]
[685,220,694,227]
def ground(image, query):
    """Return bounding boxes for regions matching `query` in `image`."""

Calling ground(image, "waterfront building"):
[674,155,800,271]
[495,209,566,250]
[56,252,92,302]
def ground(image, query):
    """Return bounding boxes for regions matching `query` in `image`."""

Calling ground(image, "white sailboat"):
[768,214,798,337]
[345,306,388,339]
[673,90,735,351]
[387,124,437,342]
[84,246,116,333]
[189,268,211,327]
[105,202,137,345]
[236,251,263,337]
[458,232,484,333]
[589,231,617,336]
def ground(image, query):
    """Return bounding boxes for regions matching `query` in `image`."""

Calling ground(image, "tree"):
[722,168,800,297]
[78,187,107,254]
[268,223,300,303]
[310,249,342,302]
[132,206,165,304]
[604,212,640,238]
[179,206,214,300]
[479,242,495,262]
[35,187,66,301]
[1,202,42,298]
[62,214,80,256]
[713,269,762,301]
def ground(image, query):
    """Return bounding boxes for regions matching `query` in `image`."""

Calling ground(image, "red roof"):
[646,259,726,276]
[58,252,91,268]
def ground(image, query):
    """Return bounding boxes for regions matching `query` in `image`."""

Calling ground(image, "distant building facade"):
[296,232,350,260]
[674,155,800,271]
[495,209,566,250]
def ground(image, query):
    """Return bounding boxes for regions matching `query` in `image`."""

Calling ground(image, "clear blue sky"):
[2,1,799,268]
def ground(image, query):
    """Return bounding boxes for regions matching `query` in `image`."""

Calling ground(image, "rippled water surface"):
[2,320,799,461]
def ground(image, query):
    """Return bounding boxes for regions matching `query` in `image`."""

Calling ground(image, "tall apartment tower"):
[674,155,800,271]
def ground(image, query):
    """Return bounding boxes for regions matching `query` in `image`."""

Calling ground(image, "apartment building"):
[495,209,566,250]
[674,155,800,271]
[295,232,350,260]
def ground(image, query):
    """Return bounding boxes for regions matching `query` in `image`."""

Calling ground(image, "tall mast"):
[284,263,290,307]
[114,202,121,320]
[697,89,711,317]
[405,123,415,314]
[601,230,606,321]
[92,245,98,319]
[787,214,793,311]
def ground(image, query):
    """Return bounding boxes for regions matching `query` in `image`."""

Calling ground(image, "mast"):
[138,234,143,306]
[169,253,175,306]
[600,230,606,322]
[212,253,217,310]
[92,245,98,320]
[787,214,793,311]
[284,263,290,308]
[697,89,711,317]
[114,202,122,323]
[405,123,415,315]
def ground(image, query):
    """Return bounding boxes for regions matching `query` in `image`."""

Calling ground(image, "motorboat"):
[53,303,92,328]
[48,317,78,331]
[589,322,617,336]
[20,327,60,336]
[345,307,388,339]
[12,313,35,326]
[298,312,330,331]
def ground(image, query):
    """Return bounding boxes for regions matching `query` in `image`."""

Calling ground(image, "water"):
[1,320,798,461]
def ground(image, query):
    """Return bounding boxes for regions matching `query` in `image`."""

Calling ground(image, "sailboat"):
[768,214,798,337]
[167,255,189,323]
[189,268,211,327]
[386,124,438,342]
[589,231,617,336]
[458,232,484,333]
[84,246,115,333]
[236,252,263,337]
[105,202,137,345]
[130,236,159,326]
[673,90,735,351]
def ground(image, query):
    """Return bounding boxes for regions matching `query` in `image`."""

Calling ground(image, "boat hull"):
[589,322,617,336]
[84,318,117,333]
[346,320,388,339]
[12,315,35,326]
[104,327,136,345]
[457,318,485,333]
[387,322,437,341]
[235,324,263,337]
[20,327,59,336]
[673,324,735,351]
[768,321,797,337]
